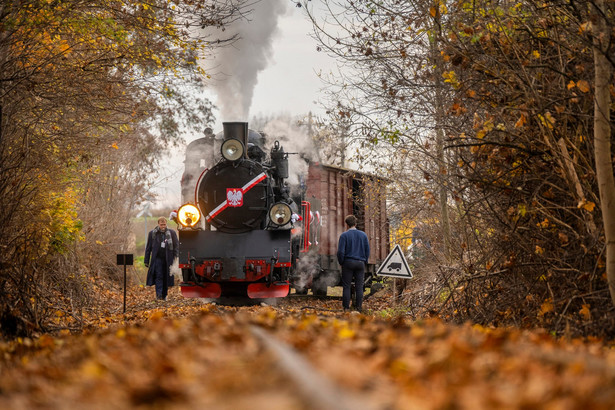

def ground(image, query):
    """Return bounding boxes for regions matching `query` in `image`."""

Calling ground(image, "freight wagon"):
[291,162,389,295]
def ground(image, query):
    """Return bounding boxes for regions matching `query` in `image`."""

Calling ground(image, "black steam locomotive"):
[175,122,295,299]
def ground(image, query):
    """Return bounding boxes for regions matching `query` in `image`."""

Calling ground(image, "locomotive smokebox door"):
[197,160,269,233]
[223,122,249,158]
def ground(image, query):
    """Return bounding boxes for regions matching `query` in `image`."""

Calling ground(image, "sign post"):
[116,254,134,313]
[376,244,413,304]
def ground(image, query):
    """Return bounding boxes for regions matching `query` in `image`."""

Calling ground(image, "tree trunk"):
[592,0,615,306]
[432,7,451,261]
[435,94,451,261]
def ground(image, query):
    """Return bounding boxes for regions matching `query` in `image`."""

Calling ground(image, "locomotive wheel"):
[294,287,308,295]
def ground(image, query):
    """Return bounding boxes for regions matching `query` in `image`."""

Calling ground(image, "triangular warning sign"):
[376,244,413,279]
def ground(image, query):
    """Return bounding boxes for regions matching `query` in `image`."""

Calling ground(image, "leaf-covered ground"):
[1,285,615,409]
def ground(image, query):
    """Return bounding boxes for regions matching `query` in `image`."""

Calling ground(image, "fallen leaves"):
[0,287,615,409]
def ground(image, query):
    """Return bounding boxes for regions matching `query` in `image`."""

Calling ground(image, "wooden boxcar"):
[292,162,389,295]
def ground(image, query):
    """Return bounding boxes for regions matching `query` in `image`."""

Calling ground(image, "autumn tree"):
[0,0,250,337]
[302,0,615,336]
[435,0,615,334]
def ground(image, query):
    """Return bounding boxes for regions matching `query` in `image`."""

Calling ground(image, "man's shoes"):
[343,308,350,313]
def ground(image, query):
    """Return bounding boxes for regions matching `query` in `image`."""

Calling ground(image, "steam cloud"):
[292,249,321,291]
[261,117,319,187]
[210,1,288,120]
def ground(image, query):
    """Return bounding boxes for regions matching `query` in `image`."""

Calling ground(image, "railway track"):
[249,325,375,410]
[286,283,384,301]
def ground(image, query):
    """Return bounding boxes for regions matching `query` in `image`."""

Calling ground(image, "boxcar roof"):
[313,162,391,183]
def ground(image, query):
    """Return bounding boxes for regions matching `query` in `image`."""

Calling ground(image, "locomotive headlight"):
[269,202,292,226]
[178,204,201,228]
[221,138,244,161]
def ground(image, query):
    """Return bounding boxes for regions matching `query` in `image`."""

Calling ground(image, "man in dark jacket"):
[337,215,370,312]
[144,217,179,301]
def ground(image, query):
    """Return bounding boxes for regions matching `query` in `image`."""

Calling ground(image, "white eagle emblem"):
[227,189,243,207]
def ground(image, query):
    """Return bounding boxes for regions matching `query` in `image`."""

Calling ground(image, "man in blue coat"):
[337,215,370,312]
[144,217,179,301]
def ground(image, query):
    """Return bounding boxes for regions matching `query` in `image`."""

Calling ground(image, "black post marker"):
[116,254,134,313]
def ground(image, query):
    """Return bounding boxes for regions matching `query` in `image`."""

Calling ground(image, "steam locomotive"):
[175,121,389,300]
[175,122,295,299]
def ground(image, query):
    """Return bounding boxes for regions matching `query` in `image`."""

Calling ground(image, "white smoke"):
[261,117,319,187]
[262,117,319,160]
[293,249,341,293]
[210,1,288,120]
[293,249,321,291]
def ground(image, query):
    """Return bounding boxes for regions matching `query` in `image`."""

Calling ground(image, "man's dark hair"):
[345,215,357,227]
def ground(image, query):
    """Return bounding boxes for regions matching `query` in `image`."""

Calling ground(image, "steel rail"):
[249,325,375,410]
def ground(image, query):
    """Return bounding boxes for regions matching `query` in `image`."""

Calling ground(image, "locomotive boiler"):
[175,122,295,299]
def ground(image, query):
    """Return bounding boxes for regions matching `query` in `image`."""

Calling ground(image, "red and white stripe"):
[206,172,267,222]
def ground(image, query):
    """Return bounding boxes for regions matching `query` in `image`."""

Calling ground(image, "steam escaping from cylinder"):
[210,1,288,120]
[292,249,320,291]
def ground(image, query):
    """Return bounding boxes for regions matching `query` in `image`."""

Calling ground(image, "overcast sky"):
[245,5,333,121]
[150,3,337,209]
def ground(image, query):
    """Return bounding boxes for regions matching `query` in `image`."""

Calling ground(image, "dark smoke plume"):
[209,1,288,120]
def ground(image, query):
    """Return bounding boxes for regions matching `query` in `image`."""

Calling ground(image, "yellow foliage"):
[577,200,596,212]
[539,299,554,316]
[391,219,415,251]
[576,80,590,93]
[34,186,85,254]
[517,203,527,217]
[514,114,527,128]
[149,310,165,321]
[338,327,356,339]
[538,112,555,129]
[442,70,460,88]
[579,304,591,321]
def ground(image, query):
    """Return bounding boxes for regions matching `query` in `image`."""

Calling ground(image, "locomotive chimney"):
[223,122,249,158]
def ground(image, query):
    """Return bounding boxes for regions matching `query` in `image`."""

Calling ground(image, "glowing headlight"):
[178,204,201,228]
[221,138,244,161]
[269,203,292,226]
